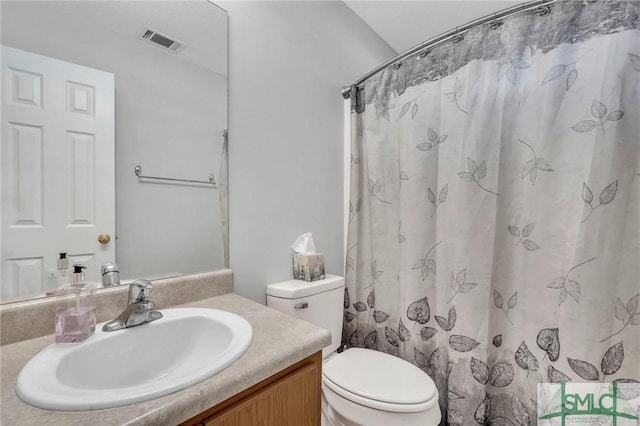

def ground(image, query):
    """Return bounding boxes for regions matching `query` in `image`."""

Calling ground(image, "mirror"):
[0,0,228,303]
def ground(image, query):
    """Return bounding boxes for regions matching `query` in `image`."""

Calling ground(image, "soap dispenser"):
[70,264,86,287]
[57,252,70,285]
[57,252,69,270]
[55,264,96,343]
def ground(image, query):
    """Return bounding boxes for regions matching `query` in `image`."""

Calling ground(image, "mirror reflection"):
[1,0,228,303]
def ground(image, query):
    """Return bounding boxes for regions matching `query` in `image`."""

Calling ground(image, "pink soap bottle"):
[55,265,96,343]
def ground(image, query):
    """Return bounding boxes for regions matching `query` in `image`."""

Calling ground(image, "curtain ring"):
[489,14,503,30]
[393,62,403,70]
[451,27,464,43]
[452,33,464,43]
[535,5,551,16]
[420,48,431,58]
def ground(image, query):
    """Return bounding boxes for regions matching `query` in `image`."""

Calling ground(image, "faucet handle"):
[128,279,153,303]
[101,262,120,287]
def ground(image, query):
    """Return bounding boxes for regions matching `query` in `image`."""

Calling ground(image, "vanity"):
[0,270,331,425]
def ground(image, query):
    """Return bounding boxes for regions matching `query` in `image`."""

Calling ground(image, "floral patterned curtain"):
[343,1,640,424]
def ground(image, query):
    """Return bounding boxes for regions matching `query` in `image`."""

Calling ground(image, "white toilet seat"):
[322,374,438,413]
[322,348,438,413]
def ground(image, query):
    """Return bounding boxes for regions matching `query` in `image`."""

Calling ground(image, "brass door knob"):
[98,234,111,244]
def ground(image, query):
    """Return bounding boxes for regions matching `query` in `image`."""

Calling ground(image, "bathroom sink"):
[15,307,253,411]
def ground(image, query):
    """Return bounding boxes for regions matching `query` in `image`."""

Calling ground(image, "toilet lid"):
[322,348,437,406]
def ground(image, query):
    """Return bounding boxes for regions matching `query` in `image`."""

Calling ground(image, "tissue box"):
[293,253,325,282]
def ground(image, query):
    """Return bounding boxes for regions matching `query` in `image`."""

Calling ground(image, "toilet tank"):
[266,275,344,358]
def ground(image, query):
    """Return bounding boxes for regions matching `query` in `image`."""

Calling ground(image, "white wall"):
[1,2,227,280]
[344,1,520,53]
[219,1,395,303]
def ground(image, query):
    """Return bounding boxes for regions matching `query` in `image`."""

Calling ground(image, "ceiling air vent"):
[137,27,187,54]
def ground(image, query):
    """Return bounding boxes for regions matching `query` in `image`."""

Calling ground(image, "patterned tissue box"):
[293,253,325,282]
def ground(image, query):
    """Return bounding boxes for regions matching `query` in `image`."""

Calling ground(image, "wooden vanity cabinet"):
[181,351,322,426]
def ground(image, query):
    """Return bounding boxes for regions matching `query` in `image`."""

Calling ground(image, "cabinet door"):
[203,362,320,426]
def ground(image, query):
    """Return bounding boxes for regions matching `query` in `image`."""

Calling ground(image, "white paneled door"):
[1,46,115,299]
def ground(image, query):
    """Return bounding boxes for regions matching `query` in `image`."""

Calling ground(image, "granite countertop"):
[0,293,331,426]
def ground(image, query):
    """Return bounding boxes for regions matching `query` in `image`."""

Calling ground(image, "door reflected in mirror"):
[1,0,228,303]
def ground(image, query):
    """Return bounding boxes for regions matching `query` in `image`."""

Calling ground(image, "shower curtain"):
[343,1,640,424]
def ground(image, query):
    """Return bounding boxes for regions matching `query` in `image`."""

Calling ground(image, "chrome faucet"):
[101,262,120,287]
[102,280,163,332]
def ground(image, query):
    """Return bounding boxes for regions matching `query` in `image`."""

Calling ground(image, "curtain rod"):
[342,0,558,99]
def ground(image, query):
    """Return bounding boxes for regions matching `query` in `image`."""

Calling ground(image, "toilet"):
[266,275,441,426]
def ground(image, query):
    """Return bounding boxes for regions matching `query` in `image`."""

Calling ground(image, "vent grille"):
[137,27,186,54]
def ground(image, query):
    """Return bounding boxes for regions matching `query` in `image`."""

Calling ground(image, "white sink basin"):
[16,307,253,411]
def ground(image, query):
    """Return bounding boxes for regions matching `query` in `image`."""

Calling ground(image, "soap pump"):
[70,264,86,287]
[57,252,69,270]
[55,264,96,343]
[57,252,70,286]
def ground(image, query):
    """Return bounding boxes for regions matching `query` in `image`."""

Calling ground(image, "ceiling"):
[344,1,520,54]
[4,0,228,76]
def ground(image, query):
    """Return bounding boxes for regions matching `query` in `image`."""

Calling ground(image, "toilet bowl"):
[266,275,441,426]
